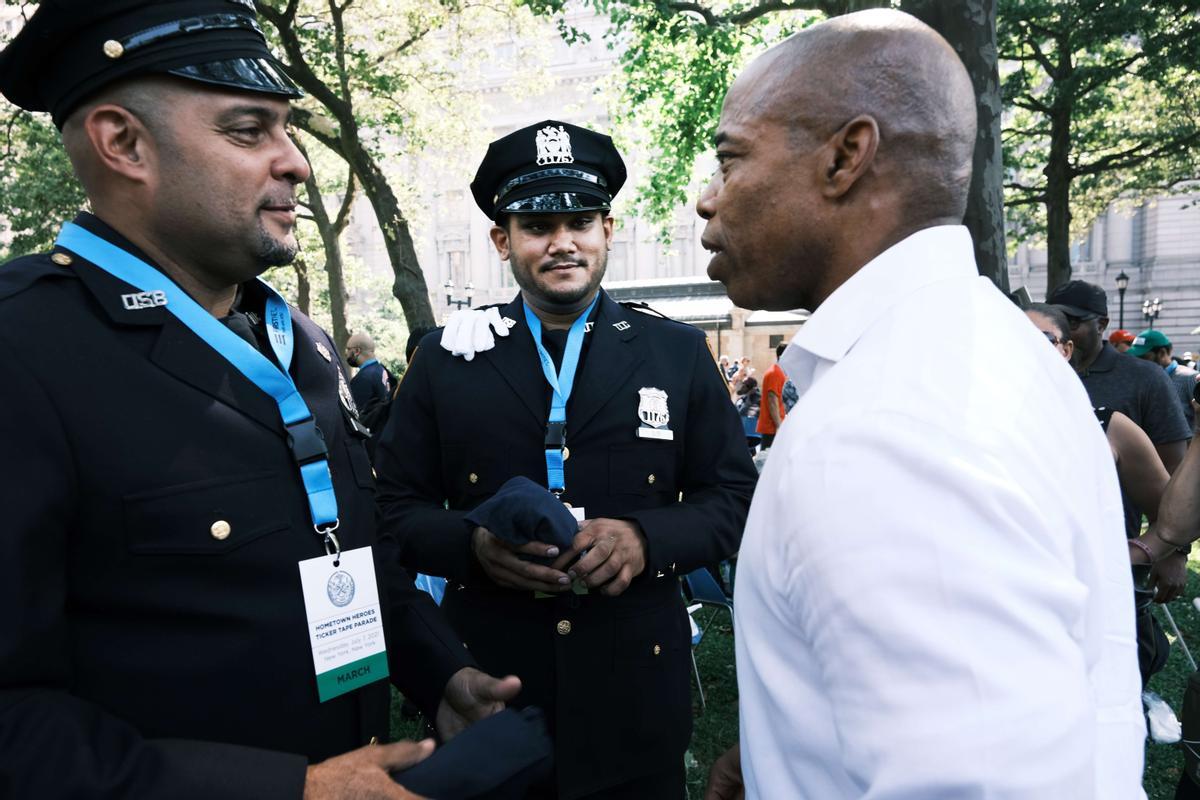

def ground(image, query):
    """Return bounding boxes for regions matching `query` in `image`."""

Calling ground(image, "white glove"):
[440,306,510,361]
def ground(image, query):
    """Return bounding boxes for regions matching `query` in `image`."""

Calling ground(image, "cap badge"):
[636,387,673,441]
[535,125,574,166]
[103,40,124,59]
[315,341,332,362]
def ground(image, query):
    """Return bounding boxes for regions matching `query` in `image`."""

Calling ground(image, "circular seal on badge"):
[326,570,356,607]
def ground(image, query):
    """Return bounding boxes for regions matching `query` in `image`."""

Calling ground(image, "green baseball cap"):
[1127,329,1171,358]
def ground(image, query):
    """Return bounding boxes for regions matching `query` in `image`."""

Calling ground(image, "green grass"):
[392,567,1200,797]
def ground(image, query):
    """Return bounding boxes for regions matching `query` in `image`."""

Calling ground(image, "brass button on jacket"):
[210,520,231,541]
[556,619,572,636]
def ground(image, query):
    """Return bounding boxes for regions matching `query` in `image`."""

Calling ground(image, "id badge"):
[298,546,389,702]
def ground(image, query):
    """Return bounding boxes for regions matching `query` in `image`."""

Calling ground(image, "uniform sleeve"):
[1139,364,1192,444]
[374,342,478,583]
[622,332,758,573]
[775,415,1143,798]
[0,335,307,800]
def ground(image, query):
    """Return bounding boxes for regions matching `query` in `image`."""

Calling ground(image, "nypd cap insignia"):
[470,119,627,219]
[0,0,303,129]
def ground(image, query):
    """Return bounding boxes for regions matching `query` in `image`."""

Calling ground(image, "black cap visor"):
[1056,305,1101,320]
[501,192,611,215]
[168,57,302,99]
[497,176,611,216]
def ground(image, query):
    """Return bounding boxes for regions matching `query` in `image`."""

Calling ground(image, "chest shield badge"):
[636,387,673,441]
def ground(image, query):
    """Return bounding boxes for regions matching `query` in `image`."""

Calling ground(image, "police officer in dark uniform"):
[375,121,757,799]
[0,3,519,798]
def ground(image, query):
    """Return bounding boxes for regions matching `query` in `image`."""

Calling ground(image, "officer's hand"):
[554,518,646,596]
[304,739,434,800]
[1148,549,1189,604]
[435,666,522,741]
[704,743,744,800]
[471,526,571,592]
[439,308,509,361]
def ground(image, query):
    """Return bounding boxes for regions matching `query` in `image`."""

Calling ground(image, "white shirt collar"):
[780,225,975,387]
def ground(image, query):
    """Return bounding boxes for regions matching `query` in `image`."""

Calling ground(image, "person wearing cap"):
[374,120,757,799]
[0,3,521,798]
[1109,329,1135,353]
[1128,328,1197,433]
[1049,279,1191,474]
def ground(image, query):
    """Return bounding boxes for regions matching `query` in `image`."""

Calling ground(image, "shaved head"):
[347,332,376,354]
[740,9,976,220]
[698,9,978,312]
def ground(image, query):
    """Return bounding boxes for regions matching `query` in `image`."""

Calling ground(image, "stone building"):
[1009,187,1200,353]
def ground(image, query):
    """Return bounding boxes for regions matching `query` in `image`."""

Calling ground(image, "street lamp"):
[1142,296,1163,330]
[444,278,474,310]
[1115,271,1129,329]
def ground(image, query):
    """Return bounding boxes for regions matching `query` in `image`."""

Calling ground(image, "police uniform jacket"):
[375,290,757,798]
[0,214,472,799]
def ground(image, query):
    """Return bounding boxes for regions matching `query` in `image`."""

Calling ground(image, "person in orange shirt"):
[756,343,788,446]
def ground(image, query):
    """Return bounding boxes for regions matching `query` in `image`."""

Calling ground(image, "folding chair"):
[683,568,734,711]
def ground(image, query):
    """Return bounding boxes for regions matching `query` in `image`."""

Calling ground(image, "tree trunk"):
[258,5,437,333]
[902,0,1008,292]
[340,130,436,331]
[302,170,353,356]
[1043,107,1074,297]
[293,255,311,317]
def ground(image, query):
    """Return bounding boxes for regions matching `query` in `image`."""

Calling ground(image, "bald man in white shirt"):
[697,10,1145,800]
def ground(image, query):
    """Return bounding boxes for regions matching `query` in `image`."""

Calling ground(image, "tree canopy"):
[999,0,1200,293]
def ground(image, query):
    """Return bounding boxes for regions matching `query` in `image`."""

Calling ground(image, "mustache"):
[260,196,298,209]
[538,259,587,271]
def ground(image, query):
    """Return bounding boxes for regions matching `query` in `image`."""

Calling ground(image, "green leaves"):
[0,110,85,259]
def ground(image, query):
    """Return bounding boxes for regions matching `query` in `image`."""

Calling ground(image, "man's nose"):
[696,173,721,221]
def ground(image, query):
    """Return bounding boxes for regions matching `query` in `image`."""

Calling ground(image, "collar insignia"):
[502,316,517,329]
[121,290,168,310]
[613,320,630,331]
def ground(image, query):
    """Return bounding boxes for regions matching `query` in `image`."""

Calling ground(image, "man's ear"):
[82,104,156,185]
[489,224,511,261]
[820,114,879,200]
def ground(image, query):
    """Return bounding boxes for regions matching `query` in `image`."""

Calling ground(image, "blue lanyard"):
[54,222,341,552]
[524,294,599,495]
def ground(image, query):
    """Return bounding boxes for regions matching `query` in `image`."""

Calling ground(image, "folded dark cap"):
[0,0,302,128]
[392,707,553,800]
[464,476,578,550]
[470,120,626,220]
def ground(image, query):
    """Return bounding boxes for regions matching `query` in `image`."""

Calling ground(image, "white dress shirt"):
[736,226,1146,799]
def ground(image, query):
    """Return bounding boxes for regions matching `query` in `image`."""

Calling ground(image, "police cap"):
[470,120,626,220]
[0,0,302,129]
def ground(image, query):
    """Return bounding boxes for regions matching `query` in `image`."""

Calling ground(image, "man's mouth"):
[701,237,722,254]
[542,261,586,272]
